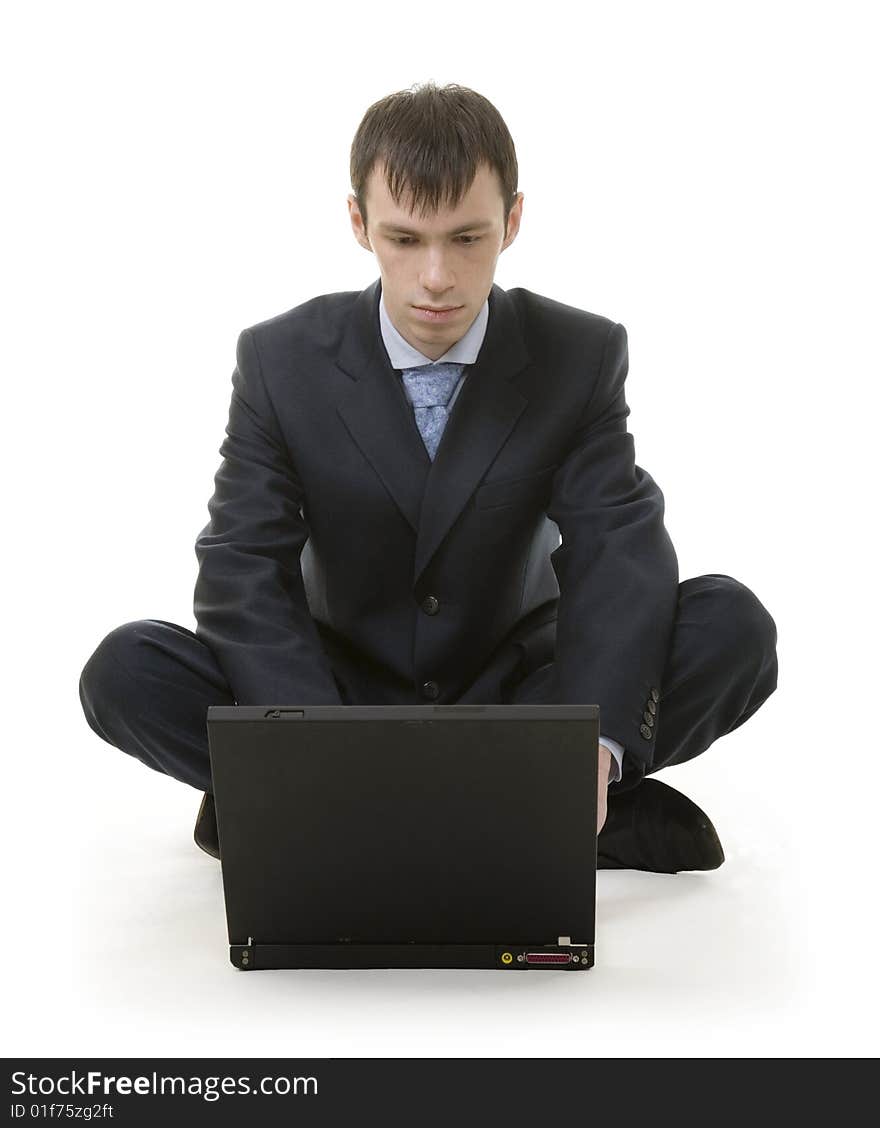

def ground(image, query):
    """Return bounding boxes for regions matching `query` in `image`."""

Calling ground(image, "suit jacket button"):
[643,710,655,727]
[422,680,439,700]
[646,699,657,716]
[421,595,440,615]
[640,723,653,739]
[650,688,660,703]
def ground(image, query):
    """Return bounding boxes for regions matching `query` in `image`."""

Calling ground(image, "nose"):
[418,247,455,293]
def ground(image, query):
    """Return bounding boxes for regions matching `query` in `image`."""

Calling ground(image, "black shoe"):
[193,791,221,860]
[597,778,724,874]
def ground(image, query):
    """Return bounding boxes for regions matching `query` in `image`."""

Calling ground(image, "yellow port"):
[501,952,513,964]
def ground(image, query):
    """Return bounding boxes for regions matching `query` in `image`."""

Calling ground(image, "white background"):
[3,0,877,1058]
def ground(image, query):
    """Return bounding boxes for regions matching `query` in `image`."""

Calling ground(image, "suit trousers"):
[78,574,778,799]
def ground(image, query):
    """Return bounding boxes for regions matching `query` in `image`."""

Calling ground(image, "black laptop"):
[206,704,599,972]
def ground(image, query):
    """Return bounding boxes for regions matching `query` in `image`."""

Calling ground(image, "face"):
[348,161,523,361]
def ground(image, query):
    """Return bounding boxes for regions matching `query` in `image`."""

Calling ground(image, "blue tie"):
[400,362,466,461]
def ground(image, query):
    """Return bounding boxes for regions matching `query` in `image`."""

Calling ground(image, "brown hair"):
[350,81,519,238]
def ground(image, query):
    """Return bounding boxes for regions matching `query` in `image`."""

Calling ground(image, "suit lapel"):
[333,276,532,586]
[413,286,531,583]
[335,278,432,533]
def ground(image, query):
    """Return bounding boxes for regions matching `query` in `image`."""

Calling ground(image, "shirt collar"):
[379,288,489,369]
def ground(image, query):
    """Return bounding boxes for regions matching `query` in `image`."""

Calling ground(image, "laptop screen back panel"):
[208,707,598,948]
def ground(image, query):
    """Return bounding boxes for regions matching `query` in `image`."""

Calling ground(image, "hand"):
[597,743,612,835]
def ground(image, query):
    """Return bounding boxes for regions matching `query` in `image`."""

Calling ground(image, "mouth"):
[412,304,463,322]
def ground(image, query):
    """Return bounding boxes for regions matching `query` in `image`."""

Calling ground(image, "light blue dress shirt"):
[378,292,625,786]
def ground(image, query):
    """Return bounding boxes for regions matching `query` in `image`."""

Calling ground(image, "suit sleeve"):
[193,328,343,706]
[547,321,678,783]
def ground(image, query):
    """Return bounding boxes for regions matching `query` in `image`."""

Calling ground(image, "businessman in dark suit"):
[78,82,777,871]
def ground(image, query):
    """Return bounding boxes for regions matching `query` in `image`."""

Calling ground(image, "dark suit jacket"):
[193,277,679,781]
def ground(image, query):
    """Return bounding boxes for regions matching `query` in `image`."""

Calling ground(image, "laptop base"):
[230,942,595,971]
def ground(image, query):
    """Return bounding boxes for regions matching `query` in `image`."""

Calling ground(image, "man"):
[79,82,778,870]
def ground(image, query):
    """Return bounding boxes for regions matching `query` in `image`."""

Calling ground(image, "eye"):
[390,236,481,246]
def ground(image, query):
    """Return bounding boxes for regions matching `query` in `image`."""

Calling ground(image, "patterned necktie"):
[400,362,466,461]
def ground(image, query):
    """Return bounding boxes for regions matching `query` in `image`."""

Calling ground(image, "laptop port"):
[525,952,572,965]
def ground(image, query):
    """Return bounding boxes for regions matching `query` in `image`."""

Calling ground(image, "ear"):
[347,193,373,252]
[501,192,524,252]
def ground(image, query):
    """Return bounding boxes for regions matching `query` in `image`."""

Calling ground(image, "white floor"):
[7,693,872,1059]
